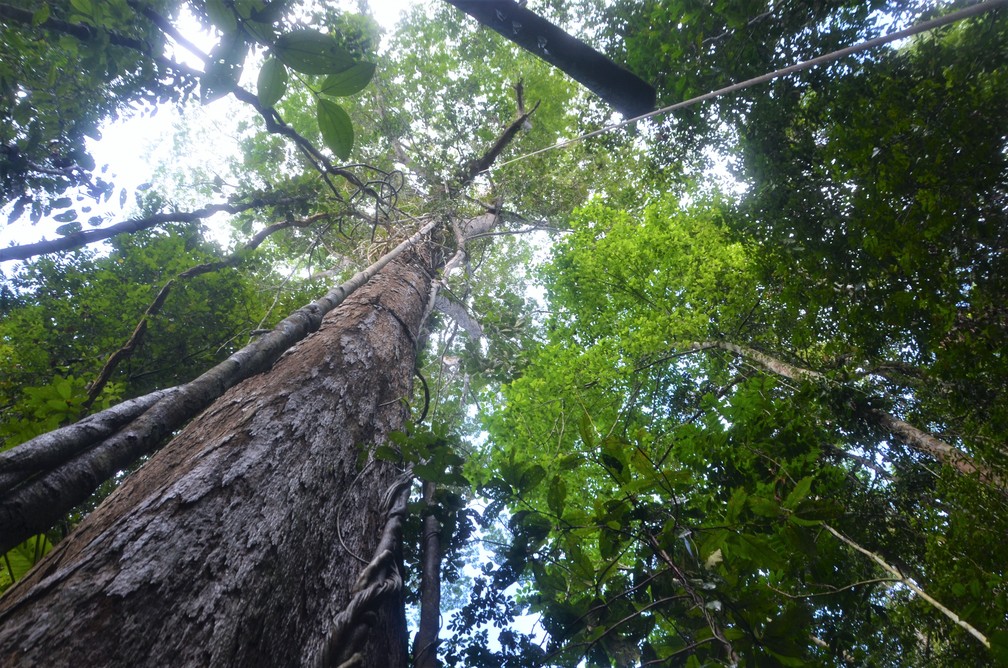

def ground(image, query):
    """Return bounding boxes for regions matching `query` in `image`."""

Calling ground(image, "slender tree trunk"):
[412,480,442,668]
[0,241,440,667]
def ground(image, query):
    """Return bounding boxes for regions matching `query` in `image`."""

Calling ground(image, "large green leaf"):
[256,57,288,108]
[201,34,248,104]
[56,222,83,236]
[316,99,353,159]
[273,30,355,75]
[1,535,53,592]
[783,476,813,510]
[547,474,567,517]
[204,0,237,33]
[319,62,376,97]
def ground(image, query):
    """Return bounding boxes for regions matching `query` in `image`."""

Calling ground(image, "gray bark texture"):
[412,480,442,668]
[0,219,439,555]
[0,241,440,667]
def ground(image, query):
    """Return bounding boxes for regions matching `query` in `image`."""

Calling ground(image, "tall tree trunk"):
[0,242,440,667]
[412,480,442,668]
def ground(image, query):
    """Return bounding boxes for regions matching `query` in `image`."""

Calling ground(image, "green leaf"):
[700,528,729,561]
[547,475,567,517]
[990,630,1008,663]
[273,30,355,75]
[232,0,278,42]
[792,498,839,523]
[53,210,78,223]
[783,476,814,510]
[2,535,52,583]
[316,99,353,159]
[201,65,234,104]
[32,5,51,26]
[257,58,288,108]
[565,540,594,578]
[726,487,748,523]
[56,222,82,236]
[518,463,546,493]
[735,533,786,570]
[204,0,237,33]
[578,415,595,448]
[201,35,248,104]
[557,454,582,471]
[233,0,266,21]
[599,526,620,560]
[69,0,92,17]
[749,496,780,518]
[600,437,629,482]
[534,567,567,595]
[373,444,399,463]
[319,62,376,97]
[54,377,73,400]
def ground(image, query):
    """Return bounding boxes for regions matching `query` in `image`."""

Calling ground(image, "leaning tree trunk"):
[0,241,440,667]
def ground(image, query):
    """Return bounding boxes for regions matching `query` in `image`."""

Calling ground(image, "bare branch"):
[0,196,305,262]
[823,523,991,649]
[696,340,1004,491]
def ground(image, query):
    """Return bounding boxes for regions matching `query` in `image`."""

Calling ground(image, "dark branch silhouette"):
[0,195,305,262]
[444,0,655,117]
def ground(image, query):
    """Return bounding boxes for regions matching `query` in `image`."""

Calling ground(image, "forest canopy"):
[1,0,1006,666]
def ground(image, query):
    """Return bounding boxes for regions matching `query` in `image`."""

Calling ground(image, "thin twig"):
[823,523,991,649]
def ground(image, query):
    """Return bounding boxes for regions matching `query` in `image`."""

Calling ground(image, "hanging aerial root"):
[314,472,414,668]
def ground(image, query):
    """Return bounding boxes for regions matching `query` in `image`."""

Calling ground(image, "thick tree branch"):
[444,0,655,117]
[412,480,442,668]
[0,388,177,494]
[0,195,304,262]
[456,101,539,188]
[823,524,990,649]
[698,340,1004,490]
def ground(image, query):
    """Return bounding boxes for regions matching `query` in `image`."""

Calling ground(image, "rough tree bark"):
[412,480,442,668]
[0,238,441,667]
[0,220,440,554]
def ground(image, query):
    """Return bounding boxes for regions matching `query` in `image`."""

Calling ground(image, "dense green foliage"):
[472,4,1008,666]
[2,0,1006,666]
[1,0,189,220]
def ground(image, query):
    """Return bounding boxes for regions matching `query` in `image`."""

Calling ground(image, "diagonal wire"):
[488,0,1008,172]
